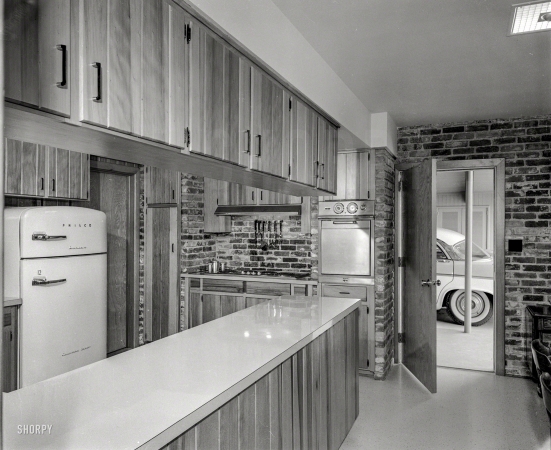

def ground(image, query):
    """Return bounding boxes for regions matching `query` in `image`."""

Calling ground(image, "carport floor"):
[437,309,493,371]
[341,365,549,450]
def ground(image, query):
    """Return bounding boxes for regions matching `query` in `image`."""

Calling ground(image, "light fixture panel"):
[510,1,551,35]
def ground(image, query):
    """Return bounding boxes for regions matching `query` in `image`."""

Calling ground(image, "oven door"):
[320,219,372,276]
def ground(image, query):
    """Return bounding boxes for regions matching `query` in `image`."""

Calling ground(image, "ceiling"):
[271,0,551,127]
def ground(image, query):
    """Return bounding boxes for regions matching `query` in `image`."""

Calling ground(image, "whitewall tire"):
[446,290,493,326]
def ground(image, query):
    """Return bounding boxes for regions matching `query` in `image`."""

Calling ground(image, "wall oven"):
[319,200,375,285]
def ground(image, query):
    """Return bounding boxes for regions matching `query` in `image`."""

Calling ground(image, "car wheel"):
[446,290,493,326]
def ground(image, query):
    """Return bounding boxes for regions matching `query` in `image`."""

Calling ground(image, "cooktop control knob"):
[347,202,358,214]
[333,202,344,214]
[360,203,367,211]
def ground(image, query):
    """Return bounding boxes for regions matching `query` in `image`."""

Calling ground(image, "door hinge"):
[398,257,405,268]
[185,24,191,44]
[398,332,405,344]
[185,127,191,147]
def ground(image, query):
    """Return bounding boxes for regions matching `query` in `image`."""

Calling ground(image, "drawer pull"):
[339,291,350,295]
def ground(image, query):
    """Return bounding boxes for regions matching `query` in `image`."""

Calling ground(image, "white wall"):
[185,0,373,148]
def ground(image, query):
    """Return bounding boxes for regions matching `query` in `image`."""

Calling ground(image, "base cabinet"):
[321,283,375,375]
[3,306,18,393]
[161,311,359,450]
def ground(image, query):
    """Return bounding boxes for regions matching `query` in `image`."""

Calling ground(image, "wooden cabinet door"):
[316,115,328,191]
[145,206,179,342]
[145,166,180,205]
[3,306,18,393]
[48,147,89,200]
[80,0,132,132]
[190,23,250,164]
[204,178,231,233]
[325,122,338,194]
[4,139,47,197]
[251,68,286,178]
[324,150,374,201]
[5,0,70,116]
[189,291,203,328]
[290,98,317,187]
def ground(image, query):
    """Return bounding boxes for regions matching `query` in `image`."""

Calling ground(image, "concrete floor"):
[437,309,494,372]
[341,365,549,450]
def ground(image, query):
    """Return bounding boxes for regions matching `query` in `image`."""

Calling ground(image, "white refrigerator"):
[4,206,107,388]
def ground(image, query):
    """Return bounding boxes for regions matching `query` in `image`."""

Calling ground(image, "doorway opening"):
[436,169,495,372]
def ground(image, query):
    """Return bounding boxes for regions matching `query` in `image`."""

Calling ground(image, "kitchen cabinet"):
[316,115,338,193]
[321,283,375,375]
[144,205,179,342]
[250,68,291,179]
[145,166,180,205]
[3,306,18,393]
[184,274,316,330]
[5,0,71,116]
[80,0,190,144]
[5,138,89,200]
[290,97,318,187]
[204,178,231,233]
[323,149,375,201]
[190,21,251,166]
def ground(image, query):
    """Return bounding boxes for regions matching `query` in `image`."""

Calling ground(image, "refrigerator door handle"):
[32,276,67,286]
[32,232,67,241]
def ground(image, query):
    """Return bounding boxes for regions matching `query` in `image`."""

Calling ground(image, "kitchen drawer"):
[203,279,244,293]
[245,282,291,296]
[322,285,367,301]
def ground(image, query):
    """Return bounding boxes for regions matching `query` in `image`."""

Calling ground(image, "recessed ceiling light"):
[509,1,551,35]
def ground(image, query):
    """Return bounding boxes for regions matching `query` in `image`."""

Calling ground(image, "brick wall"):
[397,115,551,377]
[374,147,396,380]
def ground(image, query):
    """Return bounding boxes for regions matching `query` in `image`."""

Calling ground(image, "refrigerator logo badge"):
[69,246,87,250]
[62,224,92,227]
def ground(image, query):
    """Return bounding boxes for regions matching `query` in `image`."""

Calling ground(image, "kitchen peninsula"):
[4,296,360,449]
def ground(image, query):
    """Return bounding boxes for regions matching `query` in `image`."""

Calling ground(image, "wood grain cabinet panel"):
[323,149,374,201]
[145,166,180,205]
[290,97,318,187]
[316,115,337,194]
[5,0,71,116]
[3,306,18,393]
[80,0,132,132]
[203,178,231,233]
[48,146,89,200]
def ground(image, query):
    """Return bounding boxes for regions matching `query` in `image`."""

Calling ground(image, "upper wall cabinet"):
[189,21,251,167]
[4,0,71,116]
[290,97,317,187]
[316,115,338,193]
[145,166,180,205]
[323,150,374,201]
[80,0,190,145]
[250,68,290,179]
[5,138,89,200]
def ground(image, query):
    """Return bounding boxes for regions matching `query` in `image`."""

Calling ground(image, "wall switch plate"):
[508,239,523,252]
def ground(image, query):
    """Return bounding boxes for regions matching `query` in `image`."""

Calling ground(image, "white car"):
[436,228,494,326]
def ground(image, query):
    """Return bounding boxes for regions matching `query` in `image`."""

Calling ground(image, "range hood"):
[214,204,302,216]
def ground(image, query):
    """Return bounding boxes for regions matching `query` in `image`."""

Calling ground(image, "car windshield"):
[451,240,489,260]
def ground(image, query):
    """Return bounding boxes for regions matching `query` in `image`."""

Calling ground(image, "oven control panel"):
[319,200,375,217]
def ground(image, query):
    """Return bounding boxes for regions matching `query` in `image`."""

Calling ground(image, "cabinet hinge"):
[186,24,192,44]
[398,257,405,267]
[398,333,405,344]
[186,127,191,147]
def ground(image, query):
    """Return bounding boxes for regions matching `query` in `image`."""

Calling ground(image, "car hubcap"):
[457,293,485,318]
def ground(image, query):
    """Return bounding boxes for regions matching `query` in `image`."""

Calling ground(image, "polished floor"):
[437,309,493,372]
[341,365,550,450]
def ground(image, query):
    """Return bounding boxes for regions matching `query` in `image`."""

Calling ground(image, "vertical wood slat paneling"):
[159,313,358,450]
[21,0,39,106]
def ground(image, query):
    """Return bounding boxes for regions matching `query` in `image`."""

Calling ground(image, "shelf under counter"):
[4,297,22,307]
[3,296,360,449]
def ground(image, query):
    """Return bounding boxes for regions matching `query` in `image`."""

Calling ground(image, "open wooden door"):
[402,159,437,393]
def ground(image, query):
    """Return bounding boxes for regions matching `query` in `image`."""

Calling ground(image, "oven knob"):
[347,202,358,214]
[333,203,344,214]
[360,203,367,211]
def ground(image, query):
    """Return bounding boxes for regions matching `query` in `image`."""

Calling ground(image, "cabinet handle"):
[260,190,263,201]
[244,130,251,153]
[92,62,102,102]
[56,44,67,88]
[315,161,319,178]
[40,177,44,191]
[52,179,56,192]
[339,291,350,295]
[255,135,262,157]
[252,190,255,202]
[321,163,325,180]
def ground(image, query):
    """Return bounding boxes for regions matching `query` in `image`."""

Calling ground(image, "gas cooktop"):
[194,269,311,279]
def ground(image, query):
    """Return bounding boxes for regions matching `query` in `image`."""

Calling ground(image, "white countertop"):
[183,272,317,284]
[4,296,360,450]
